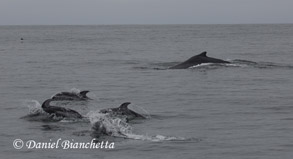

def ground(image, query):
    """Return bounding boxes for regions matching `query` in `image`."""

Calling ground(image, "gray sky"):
[0,0,292,25]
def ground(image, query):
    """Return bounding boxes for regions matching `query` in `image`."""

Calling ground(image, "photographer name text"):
[13,138,115,149]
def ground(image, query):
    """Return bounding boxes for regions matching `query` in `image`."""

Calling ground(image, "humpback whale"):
[51,90,91,101]
[99,102,145,122]
[169,51,230,69]
[41,99,83,118]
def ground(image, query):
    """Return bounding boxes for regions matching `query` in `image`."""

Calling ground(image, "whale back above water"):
[169,52,230,69]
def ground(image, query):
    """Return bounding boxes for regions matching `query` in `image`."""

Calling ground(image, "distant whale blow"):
[169,51,230,69]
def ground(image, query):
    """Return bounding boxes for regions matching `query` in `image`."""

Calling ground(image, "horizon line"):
[1,22,293,26]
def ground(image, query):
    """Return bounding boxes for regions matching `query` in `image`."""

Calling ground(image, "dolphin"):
[51,90,91,101]
[169,51,230,69]
[91,120,128,138]
[41,99,83,119]
[99,102,145,122]
[92,121,109,138]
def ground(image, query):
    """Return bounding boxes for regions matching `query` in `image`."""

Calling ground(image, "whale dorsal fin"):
[119,102,131,109]
[198,51,207,57]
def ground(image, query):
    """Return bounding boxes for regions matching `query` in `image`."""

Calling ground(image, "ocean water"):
[1,24,293,159]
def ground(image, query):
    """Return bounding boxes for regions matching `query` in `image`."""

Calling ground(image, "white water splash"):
[189,63,213,68]
[225,63,247,67]
[124,134,187,142]
[23,100,45,114]
[189,62,247,69]
[69,88,81,94]
[88,111,132,137]
[88,110,187,141]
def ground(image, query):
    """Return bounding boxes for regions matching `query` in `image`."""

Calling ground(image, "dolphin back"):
[80,90,90,97]
[41,99,83,119]
[119,102,131,109]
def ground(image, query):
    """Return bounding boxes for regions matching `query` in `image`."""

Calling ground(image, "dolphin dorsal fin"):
[80,90,89,96]
[119,102,131,109]
[198,51,207,57]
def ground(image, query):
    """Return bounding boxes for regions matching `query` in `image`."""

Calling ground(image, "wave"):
[144,59,293,70]
[185,59,293,69]
[231,59,293,69]
[124,134,188,142]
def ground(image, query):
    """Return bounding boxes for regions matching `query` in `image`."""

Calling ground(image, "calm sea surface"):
[1,24,293,159]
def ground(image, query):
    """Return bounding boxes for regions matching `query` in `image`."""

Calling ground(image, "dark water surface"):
[1,24,293,159]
